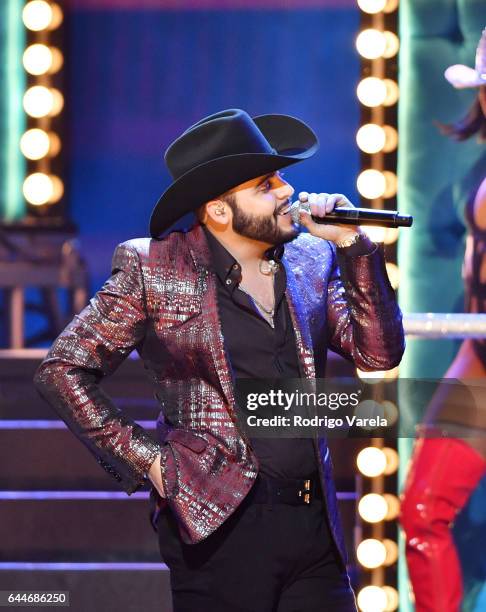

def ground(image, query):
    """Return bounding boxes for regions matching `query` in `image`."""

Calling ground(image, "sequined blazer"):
[33,221,405,567]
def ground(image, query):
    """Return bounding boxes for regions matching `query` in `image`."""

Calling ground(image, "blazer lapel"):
[282,260,316,379]
[186,223,238,414]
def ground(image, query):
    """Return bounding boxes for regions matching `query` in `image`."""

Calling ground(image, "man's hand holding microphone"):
[294,192,364,247]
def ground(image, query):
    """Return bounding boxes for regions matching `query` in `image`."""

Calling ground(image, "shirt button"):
[232,264,239,270]
[226,279,232,285]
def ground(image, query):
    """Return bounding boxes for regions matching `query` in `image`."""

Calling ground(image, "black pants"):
[156,484,357,612]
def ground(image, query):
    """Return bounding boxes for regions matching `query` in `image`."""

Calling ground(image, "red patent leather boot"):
[399,437,486,612]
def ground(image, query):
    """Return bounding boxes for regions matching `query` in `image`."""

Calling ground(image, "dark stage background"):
[62,0,360,308]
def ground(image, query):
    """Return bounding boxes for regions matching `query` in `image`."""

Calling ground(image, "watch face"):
[337,234,360,248]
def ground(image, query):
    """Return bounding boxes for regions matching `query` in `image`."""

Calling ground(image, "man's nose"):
[275,180,294,200]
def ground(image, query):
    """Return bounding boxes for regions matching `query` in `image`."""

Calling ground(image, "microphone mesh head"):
[289,200,311,224]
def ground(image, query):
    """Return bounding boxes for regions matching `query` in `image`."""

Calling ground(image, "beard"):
[229,199,299,246]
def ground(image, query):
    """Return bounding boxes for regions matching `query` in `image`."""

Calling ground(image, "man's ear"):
[205,199,230,224]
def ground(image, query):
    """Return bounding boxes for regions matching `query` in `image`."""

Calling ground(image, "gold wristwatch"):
[335,232,362,249]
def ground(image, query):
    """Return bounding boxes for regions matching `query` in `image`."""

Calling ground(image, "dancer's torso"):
[425,179,486,451]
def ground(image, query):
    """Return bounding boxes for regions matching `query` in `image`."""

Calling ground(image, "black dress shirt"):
[202,225,376,479]
[202,225,316,478]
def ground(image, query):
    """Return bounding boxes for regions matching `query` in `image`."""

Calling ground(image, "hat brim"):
[149,113,319,238]
[444,64,486,89]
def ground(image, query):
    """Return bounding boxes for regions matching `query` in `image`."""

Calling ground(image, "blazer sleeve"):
[326,240,405,371]
[33,241,162,495]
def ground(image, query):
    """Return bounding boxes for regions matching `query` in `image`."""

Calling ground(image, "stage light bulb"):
[24,87,64,118]
[357,0,387,14]
[23,173,63,205]
[357,77,387,107]
[20,129,50,160]
[356,124,386,154]
[384,227,399,243]
[21,130,61,159]
[362,225,386,242]
[383,171,398,198]
[356,29,387,60]
[383,494,400,520]
[383,586,399,611]
[23,1,52,31]
[48,132,62,156]
[383,126,398,152]
[381,400,399,426]
[48,3,63,30]
[383,0,399,13]
[23,44,52,75]
[382,447,399,474]
[356,368,384,380]
[49,175,64,203]
[385,366,399,380]
[383,539,399,565]
[383,31,400,58]
[354,400,385,430]
[49,48,64,73]
[357,447,387,477]
[23,173,53,205]
[357,586,387,612]
[23,86,53,118]
[357,169,386,199]
[383,79,399,106]
[361,226,399,244]
[359,493,388,523]
[357,538,387,568]
[49,88,64,116]
[386,262,399,288]
[356,367,399,381]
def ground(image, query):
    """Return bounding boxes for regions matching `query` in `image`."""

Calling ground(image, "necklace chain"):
[238,284,275,315]
[237,257,278,328]
[238,276,276,328]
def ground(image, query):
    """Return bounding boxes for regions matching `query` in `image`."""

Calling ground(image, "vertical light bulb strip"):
[355,6,400,602]
[370,14,385,210]
[22,1,64,213]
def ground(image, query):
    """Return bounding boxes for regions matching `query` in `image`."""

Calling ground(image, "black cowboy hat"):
[149,108,319,237]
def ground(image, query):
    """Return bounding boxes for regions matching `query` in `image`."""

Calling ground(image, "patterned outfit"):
[34,221,404,604]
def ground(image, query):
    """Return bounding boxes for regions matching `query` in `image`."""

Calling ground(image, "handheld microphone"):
[289,201,413,228]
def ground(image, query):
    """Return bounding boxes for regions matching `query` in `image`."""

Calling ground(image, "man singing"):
[34,108,405,611]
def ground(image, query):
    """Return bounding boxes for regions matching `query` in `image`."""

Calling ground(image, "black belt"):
[246,472,323,505]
